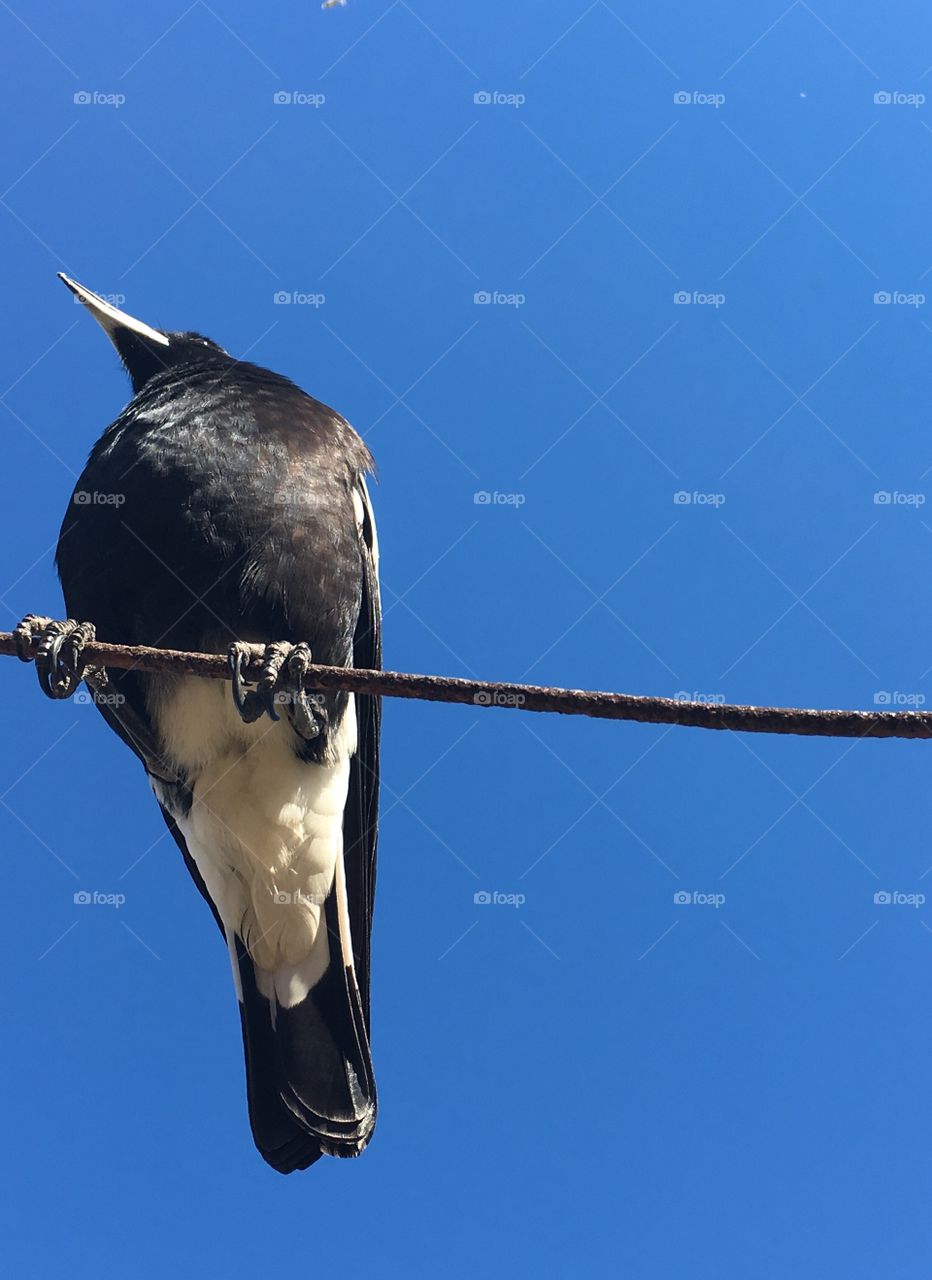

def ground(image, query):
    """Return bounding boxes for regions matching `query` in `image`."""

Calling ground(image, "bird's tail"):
[232,884,376,1174]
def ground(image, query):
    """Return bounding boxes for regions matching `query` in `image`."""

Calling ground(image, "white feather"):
[149,676,356,1008]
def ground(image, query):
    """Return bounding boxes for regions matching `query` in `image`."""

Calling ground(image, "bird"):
[21,274,381,1173]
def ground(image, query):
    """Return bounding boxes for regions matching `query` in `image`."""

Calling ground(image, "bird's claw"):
[15,615,99,700]
[229,641,289,723]
[228,641,322,739]
[13,615,51,662]
[229,642,263,723]
[281,643,320,740]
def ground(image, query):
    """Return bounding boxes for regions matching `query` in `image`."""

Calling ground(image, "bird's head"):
[59,273,228,393]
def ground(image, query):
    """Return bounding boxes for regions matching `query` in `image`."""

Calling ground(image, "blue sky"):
[2,1,932,1275]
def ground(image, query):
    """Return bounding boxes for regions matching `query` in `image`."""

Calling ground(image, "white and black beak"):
[58,273,172,391]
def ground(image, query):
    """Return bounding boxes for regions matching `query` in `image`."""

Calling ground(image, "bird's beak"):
[58,273,170,348]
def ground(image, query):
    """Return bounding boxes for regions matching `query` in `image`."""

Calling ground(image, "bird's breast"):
[149,675,357,979]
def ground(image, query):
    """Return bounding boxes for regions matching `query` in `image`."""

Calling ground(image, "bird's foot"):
[14,615,99,700]
[229,641,322,740]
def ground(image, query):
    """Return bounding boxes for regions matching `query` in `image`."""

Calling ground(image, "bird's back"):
[58,357,373,664]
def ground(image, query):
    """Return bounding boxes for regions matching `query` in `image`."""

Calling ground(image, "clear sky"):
[2,1,932,1276]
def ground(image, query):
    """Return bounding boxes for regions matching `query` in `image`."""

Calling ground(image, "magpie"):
[22,275,381,1173]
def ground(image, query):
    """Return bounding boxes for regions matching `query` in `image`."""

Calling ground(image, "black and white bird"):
[25,275,381,1173]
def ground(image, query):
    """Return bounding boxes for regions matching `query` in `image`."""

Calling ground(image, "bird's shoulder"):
[90,358,374,482]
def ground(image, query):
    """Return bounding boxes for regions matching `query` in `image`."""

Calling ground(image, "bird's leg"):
[229,641,285,724]
[15,614,99,700]
[279,642,322,741]
[13,614,51,661]
[229,641,323,740]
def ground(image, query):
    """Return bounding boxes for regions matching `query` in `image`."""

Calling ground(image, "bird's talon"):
[13,614,52,662]
[282,644,320,739]
[285,642,313,685]
[17,616,97,700]
[228,643,265,723]
[228,640,321,738]
[229,642,250,712]
[257,642,291,722]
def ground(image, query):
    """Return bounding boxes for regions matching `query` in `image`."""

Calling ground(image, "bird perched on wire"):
[18,275,381,1173]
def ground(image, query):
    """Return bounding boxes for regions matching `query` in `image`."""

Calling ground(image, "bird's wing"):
[90,686,226,936]
[343,476,381,1025]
